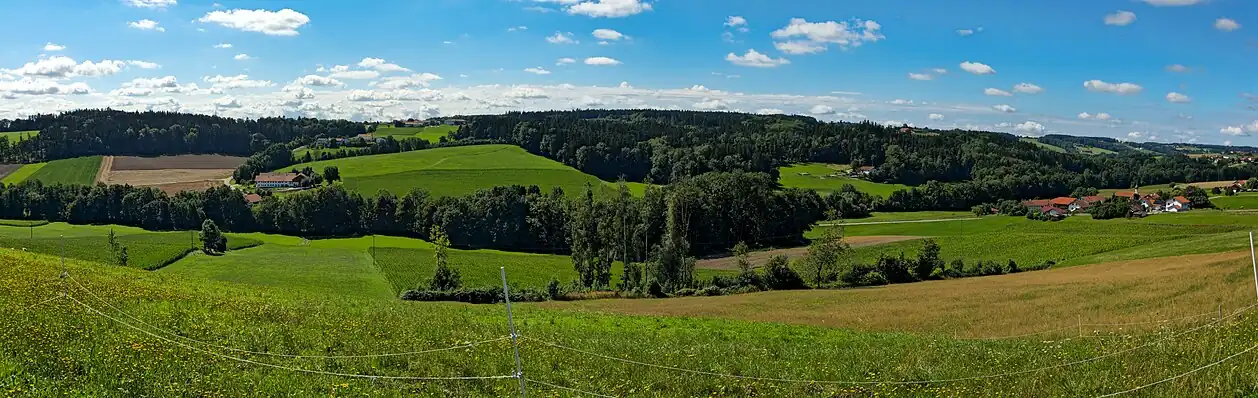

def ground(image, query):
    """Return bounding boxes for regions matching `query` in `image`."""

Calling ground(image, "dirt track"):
[111,155,246,170]
[96,156,114,184]
[696,236,923,270]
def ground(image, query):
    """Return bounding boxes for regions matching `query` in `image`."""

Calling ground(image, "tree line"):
[0,109,363,163]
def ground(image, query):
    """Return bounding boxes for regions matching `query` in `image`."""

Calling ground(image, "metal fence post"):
[500,267,527,398]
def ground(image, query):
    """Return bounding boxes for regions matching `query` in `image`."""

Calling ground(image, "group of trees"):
[0,110,363,163]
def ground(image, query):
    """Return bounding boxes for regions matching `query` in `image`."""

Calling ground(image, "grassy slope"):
[778,163,909,197]
[0,223,261,270]
[6,245,1258,396]
[280,144,641,197]
[0,130,38,142]
[1211,193,1258,210]
[27,156,102,185]
[373,125,459,143]
[1,163,46,184]
[161,245,393,300]
[1019,137,1066,153]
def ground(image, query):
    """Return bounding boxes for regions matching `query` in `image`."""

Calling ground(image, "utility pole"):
[500,267,527,398]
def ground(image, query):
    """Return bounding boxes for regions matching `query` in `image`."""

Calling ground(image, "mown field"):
[7,237,1258,396]
[23,156,102,185]
[280,144,644,198]
[0,223,261,271]
[374,125,459,142]
[1,163,45,184]
[0,130,38,142]
[778,163,909,197]
[1019,137,1066,153]
[1212,194,1258,210]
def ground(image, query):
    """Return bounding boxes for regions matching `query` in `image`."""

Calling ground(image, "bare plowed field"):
[101,154,241,194]
[111,155,246,170]
[0,164,23,180]
[696,235,923,270]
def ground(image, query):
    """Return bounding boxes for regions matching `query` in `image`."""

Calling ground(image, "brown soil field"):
[541,251,1256,338]
[110,154,246,170]
[104,169,234,186]
[148,180,225,195]
[0,164,23,180]
[696,236,923,270]
[1188,180,1243,189]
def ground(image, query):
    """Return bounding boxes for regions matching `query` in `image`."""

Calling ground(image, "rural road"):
[818,217,980,227]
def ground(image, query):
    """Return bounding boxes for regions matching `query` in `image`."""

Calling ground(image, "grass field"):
[280,144,641,197]
[1,162,45,184]
[8,237,1258,396]
[0,223,261,270]
[1076,145,1116,155]
[0,130,38,142]
[778,163,909,197]
[1211,194,1258,210]
[373,125,458,142]
[1019,137,1066,153]
[291,146,367,159]
[162,245,393,300]
[858,211,974,222]
[25,156,102,185]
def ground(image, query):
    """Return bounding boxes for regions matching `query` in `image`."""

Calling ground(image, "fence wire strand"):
[67,294,516,382]
[524,302,1258,386]
[1095,340,1258,397]
[68,275,509,359]
[526,378,617,398]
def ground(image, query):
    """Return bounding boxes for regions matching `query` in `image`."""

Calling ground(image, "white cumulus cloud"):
[1105,11,1137,26]
[1166,92,1191,103]
[556,58,576,66]
[1215,18,1241,32]
[123,0,176,8]
[993,104,1017,113]
[592,28,627,40]
[770,18,884,54]
[984,88,1012,96]
[358,57,410,73]
[584,57,622,66]
[1083,80,1143,95]
[1013,121,1045,135]
[198,8,311,36]
[524,67,551,75]
[234,54,252,61]
[547,32,578,44]
[960,61,995,75]
[566,0,653,18]
[203,74,274,90]
[1166,64,1191,73]
[1013,83,1043,94]
[43,43,65,52]
[929,113,945,121]
[908,73,933,81]
[128,19,165,32]
[725,49,789,68]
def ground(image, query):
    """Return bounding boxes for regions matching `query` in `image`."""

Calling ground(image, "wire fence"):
[11,266,1258,396]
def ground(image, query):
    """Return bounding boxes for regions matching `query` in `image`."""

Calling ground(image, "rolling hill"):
[278,144,643,197]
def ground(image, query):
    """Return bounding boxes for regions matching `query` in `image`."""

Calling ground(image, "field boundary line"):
[523,303,1257,385]
[1095,340,1258,397]
[68,276,510,359]
[67,294,517,381]
[526,378,616,398]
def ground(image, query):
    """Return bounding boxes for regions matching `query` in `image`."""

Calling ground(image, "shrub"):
[875,253,914,284]
[400,287,547,304]
[761,255,806,290]
[546,278,562,299]
[673,288,696,297]
[945,258,965,279]
[698,286,723,296]
[646,280,665,298]
[1023,260,1055,272]
[1007,259,1021,273]
[861,270,888,286]
[840,262,877,285]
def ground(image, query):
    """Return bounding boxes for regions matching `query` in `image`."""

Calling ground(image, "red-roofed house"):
[1040,205,1067,219]
[1164,196,1192,212]
[255,173,304,189]
[1022,199,1052,209]
[244,193,263,206]
[1074,196,1105,212]
[1050,197,1075,210]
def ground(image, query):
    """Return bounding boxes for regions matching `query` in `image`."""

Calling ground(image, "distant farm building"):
[444,119,466,126]
[1022,199,1052,209]
[1164,196,1192,212]
[255,173,303,189]
[243,193,263,206]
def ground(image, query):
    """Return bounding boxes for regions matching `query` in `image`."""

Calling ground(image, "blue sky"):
[1,0,1257,145]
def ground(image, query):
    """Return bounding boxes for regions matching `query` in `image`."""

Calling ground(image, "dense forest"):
[455,110,1258,210]
[0,109,363,163]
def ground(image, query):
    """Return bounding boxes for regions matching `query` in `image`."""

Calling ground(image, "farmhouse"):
[243,193,263,206]
[849,166,875,178]
[1022,199,1052,209]
[1049,197,1075,210]
[1075,196,1105,212]
[444,118,466,126]
[255,173,304,189]
[1039,205,1067,219]
[1164,196,1192,212]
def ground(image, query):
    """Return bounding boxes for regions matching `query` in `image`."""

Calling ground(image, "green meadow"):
[0,130,38,142]
[1,163,46,184]
[280,144,644,197]
[24,156,102,185]
[373,125,459,143]
[777,163,909,197]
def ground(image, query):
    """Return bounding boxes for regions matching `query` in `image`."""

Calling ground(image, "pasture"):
[7,237,1258,396]
[778,163,909,197]
[1019,137,1066,153]
[102,154,244,194]
[1,162,45,184]
[1211,193,1258,210]
[374,125,458,142]
[0,223,261,270]
[161,245,393,300]
[22,156,102,185]
[0,130,38,142]
[280,144,637,197]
